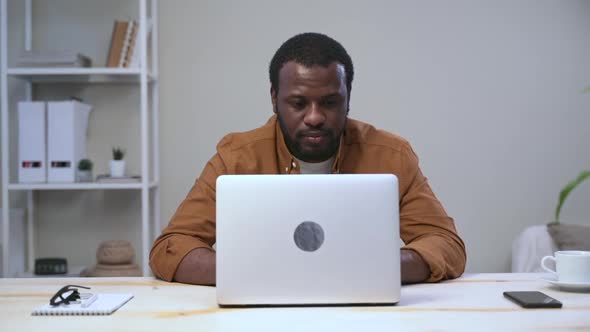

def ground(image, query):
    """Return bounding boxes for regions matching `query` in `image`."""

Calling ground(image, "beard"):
[276,106,345,163]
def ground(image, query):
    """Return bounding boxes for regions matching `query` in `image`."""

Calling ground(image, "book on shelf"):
[96,174,141,183]
[106,20,128,67]
[119,20,138,67]
[106,19,140,68]
[18,50,92,67]
[128,18,152,68]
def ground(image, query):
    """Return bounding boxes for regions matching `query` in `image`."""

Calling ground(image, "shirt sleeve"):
[399,144,467,282]
[149,152,227,281]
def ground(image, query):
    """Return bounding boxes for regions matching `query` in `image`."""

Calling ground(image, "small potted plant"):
[76,158,93,182]
[551,170,590,224]
[109,147,126,177]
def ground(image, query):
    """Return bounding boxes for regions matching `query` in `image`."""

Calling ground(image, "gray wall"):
[2,0,590,274]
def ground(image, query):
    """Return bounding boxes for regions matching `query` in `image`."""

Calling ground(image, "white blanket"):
[511,225,557,272]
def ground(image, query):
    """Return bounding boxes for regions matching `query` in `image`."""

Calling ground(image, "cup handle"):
[541,256,557,274]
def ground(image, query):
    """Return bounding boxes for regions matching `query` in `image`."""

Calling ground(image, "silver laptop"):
[216,174,400,306]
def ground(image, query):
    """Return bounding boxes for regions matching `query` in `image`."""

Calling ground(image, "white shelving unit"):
[0,0,160,277]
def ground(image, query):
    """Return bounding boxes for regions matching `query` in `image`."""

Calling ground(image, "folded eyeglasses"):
[49,285,92,306]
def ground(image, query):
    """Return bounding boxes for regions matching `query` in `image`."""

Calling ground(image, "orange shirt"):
[150,115,466,282]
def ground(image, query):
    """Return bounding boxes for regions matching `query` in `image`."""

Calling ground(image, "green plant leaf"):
[77,158,93,171]
[112,147,125,160]
[554,170,590,222]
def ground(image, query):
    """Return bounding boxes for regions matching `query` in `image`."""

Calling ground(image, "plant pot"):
[76,170,93,182]
[109,160,126,177]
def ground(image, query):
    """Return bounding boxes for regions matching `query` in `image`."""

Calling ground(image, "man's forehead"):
[278,61,346,86]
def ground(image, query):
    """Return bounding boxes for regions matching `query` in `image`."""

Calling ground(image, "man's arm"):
[174,247,216,285]
[398,144,467,282]
[150,151,228,282]
[174,248,428,285]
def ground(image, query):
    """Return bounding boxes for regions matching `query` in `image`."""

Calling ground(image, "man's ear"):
[270,87,277,114]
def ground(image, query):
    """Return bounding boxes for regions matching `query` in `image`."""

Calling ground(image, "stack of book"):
[96,174,141,183]
[18,51,92,67]
[105,20,139,68]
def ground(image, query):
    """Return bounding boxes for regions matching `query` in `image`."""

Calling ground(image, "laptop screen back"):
[216,174,400,306]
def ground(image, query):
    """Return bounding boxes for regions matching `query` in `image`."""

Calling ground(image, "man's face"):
[272,61,349,163]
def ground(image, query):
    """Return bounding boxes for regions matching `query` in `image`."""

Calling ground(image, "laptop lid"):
[216,174,400,306]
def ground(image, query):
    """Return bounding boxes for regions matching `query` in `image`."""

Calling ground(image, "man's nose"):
[303,104,326,128]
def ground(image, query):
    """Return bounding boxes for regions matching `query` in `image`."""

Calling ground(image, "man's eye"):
[321,99,337,108]
[291,100,306,109]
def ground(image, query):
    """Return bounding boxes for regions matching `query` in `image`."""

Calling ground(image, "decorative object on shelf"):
[109,147,126,177]
[34,257,68,275]
[18,50,92,68]
[81,240,141,277]
[76,158,93,182]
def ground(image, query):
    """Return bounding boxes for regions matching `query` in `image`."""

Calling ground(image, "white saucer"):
[540,277,590,292]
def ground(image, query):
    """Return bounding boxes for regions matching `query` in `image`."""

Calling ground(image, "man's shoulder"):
[216,116,277,153]
[345,118,411,153]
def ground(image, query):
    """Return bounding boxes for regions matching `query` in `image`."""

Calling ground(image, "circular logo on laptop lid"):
[294,221,325,252]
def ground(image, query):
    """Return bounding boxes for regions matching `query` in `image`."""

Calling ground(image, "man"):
[150,32,466,285]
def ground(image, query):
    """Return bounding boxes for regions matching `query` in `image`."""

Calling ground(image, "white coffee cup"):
[541,250,590,283]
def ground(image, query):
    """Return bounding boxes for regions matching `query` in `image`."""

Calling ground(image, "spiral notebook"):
[31,293,134,316]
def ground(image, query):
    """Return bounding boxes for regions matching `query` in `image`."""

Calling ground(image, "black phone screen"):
[503,291,562,309]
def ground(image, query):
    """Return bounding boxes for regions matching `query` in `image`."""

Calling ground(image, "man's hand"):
[401,249,430,284]
[173,247,216,285]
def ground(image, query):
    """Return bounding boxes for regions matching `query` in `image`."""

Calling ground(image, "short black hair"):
[269,32,354,96]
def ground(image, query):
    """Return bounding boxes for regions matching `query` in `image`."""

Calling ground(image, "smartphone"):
[503,291,562,309]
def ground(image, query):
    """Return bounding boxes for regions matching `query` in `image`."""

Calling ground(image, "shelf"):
[8,181,158,191]
[1,0,160,278]
[6,67,155,83]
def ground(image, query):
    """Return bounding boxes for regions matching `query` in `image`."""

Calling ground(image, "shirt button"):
[292,162,297,168]
[285,167,289,173]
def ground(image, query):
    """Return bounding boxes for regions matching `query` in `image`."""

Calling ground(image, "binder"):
[18,101,47,183]
[47,101,92,183]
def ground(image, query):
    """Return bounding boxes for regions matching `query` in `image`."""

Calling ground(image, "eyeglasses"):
[49,285,91,306]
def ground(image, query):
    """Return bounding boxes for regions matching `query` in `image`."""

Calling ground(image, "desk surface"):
[0,273,588,332]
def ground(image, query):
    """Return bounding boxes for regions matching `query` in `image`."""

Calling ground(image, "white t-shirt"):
[295,157,334,174]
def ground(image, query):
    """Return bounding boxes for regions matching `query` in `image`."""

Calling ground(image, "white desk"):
[0,273,588,331]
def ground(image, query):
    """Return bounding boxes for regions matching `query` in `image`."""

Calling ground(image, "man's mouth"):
[300,131,329,145]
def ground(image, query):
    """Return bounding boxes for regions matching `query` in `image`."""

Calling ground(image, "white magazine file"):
[18,101,47,183]
[47,100,92,183]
